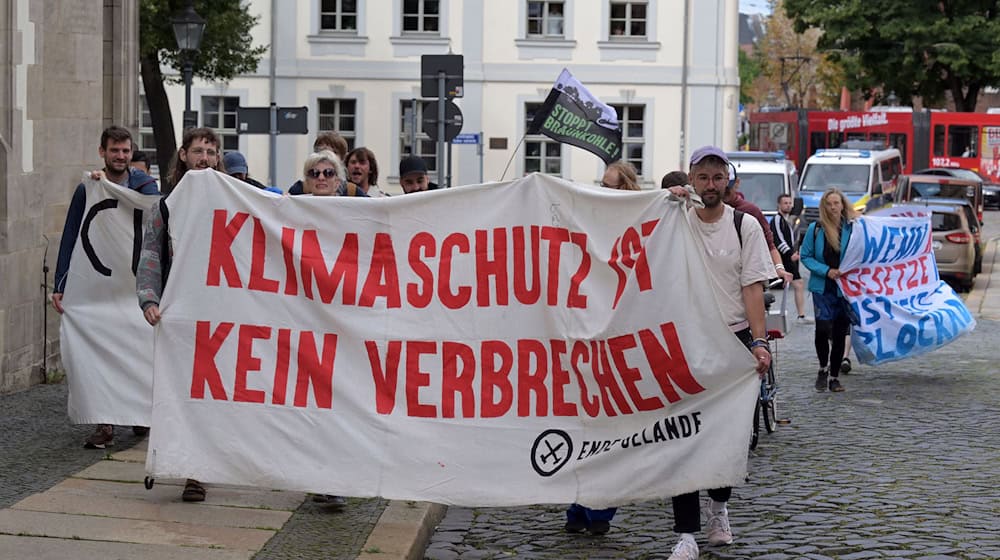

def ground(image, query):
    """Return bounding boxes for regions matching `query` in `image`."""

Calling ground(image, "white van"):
[727,151,799,218]
[797,142,902,229]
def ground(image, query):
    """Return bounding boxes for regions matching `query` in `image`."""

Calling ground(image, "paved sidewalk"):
[0,386,441,560]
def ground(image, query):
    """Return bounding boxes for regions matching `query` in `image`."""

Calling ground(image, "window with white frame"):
[399,100,438,172]
[201,96,240,152]
[611,103,644,173]
[525,102,562,175]
[609,1,646,38]
[402,0,439,33]
[318,98,357,150]
[138,94,158,167]
[320,0,358,31]
[527,1,564,37]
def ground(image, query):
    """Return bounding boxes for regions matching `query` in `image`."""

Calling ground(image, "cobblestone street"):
[424,306,1000,559]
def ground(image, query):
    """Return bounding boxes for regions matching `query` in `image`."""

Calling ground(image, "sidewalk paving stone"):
[0,509,274,550]
[12,484,291,529]
[0,534,254,560]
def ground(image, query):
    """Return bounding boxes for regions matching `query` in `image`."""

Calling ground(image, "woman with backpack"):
[800,188,855,393]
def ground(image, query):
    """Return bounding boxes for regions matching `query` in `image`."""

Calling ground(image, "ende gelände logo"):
[531,429,573,477]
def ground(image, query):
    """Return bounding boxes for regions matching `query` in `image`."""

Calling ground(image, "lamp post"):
[172,1,206,131]
[886,91,900,107]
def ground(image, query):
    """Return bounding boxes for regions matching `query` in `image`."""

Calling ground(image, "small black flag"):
[528,69,623,165]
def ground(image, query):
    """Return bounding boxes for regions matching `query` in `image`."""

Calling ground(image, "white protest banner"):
[60,178,160,425]
[838,213,975,365]
[146,170,758,508]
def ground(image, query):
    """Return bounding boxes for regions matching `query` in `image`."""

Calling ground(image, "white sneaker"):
[706,509,734,545]
[668,536,699,560]
[796,315,815,324]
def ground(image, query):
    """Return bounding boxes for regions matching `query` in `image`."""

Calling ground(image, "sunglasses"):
[307,168,338,179]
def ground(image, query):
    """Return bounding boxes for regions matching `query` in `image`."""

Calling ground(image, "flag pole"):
[500,133,528,181]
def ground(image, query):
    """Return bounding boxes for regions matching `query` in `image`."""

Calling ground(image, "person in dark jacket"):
[289,132,350,195]
[51,125,159,449]
[398,155,439,193]
[223,151,281,193]
[770,193,811,323]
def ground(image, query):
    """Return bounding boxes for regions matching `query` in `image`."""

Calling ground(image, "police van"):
[727,151,799,218]
[797,142,902,230]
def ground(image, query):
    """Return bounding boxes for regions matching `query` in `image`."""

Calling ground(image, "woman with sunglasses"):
[302,150,366,197]
[302,150,362,509]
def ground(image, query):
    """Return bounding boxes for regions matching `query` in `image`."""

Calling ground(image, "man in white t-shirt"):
[664,145,773,560]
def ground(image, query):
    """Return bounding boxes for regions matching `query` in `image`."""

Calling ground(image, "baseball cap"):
[223,151,249,175]
[689,145,729,167]
[399,155,428,178]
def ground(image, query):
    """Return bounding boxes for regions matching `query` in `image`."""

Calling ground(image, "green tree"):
[751,0,844,110]
[739,49,762,106]
[140,0,267,187]
[783,0,1000,111]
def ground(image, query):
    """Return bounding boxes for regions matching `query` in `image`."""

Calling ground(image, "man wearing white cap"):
[663,145,773,559]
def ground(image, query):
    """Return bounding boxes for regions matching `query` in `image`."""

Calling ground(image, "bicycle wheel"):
[762,362,778,434]
[749,400,760,450]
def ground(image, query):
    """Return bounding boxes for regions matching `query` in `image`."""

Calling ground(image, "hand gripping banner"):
[145,170,758,508]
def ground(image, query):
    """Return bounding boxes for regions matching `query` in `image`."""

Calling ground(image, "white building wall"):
[161,0,739,192]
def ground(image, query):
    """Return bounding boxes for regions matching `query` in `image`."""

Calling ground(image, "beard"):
[701,190,722,208]
[105,159,129,173]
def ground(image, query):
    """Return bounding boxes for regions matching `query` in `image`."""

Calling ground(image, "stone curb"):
[968,237,998,318]
[357,501,447,560]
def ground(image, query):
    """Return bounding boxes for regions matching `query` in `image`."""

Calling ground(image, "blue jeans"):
[566,503,617,524]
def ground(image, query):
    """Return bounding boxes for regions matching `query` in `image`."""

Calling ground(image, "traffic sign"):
[421,54,464,98]
[237,106,309,135]
[277,107,308,134]
[452,133,480,145]
[422,100,463,142]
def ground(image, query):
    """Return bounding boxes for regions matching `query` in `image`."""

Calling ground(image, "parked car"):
[913,167,997,213]
[727,151,799,218]
[897,173,983,221]
[872,199,979,291]
[896,174,984,274]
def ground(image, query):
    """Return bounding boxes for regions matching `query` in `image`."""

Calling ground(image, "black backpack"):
[734,209,745,248]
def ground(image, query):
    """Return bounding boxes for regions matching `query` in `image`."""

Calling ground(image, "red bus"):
[748,109,1000,183]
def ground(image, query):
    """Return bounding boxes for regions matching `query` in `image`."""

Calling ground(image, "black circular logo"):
[530,429,573,477]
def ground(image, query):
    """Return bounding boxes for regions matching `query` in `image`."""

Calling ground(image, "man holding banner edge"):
[666,146,773,558]
[52,125,159,449]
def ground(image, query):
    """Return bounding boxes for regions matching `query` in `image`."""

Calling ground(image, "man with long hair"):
[346,147,387,197]
[136,127,222,503]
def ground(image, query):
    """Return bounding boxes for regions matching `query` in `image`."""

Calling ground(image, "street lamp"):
[886,91,900,107]
[172,1,206,130]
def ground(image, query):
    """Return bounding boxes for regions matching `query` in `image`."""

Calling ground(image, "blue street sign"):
[452,133,480,145]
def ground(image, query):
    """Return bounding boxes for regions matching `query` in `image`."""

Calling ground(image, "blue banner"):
[838,214,975,365]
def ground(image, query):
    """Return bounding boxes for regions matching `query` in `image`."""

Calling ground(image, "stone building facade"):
[0,0,140,393]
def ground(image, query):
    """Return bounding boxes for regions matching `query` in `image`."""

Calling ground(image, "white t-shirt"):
[687,205,774,328]
[366,185,390,198]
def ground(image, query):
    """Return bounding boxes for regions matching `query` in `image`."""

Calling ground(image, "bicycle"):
[750,280,787,451]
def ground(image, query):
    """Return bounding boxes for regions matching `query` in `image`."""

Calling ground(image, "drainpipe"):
[679,0,691,170]
[268,0,277,186]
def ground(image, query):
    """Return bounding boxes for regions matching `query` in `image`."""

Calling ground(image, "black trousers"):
[670,327,751,533]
